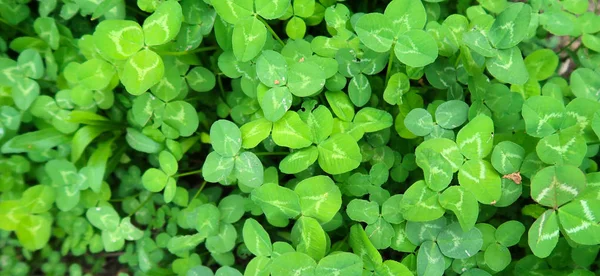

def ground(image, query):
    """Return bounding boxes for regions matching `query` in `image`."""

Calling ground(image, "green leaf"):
[487,3,531,49]
[491,141,525,175]
[15,214,52,251]
[17,49,44,79]
[558,198,600,245]
[256,0,290,19]
[77,58,116,91]
[251,183,301,227]
[325,90,355,121]
[439,186,479,232]
[347,199,379,224]
[240,118,273,149]
[211,0,253,24]
[394,30,438,68]
[286,16,306,40]
[261,87,293,122]
[119,217,144,240]
[437,222,483,259]
[381,195,404,224]
[82,139,113,193]
[142,0,183,46]
[458,160,502,205]
[315,252,363,276]
[522,96,565,138]
[206,223,237,253]
[21,185,55,214]
[528,210,559,258]
[86,204,120,232]
[383,72,410,105]
[234,151,264,188]
[0,201,27,231]
[366,218,395,249]
[524,49,559,81]
[295,175,342,223]
[349,224,383,270]
[384,0,427,34]
[186,66,216,92]
[462,30,496,58]
[317,133,362,175]
[120,49,165,95]
[126,128,163,154]
[279,146,318,174]
[417,241,445,276]
[12,77,40,111]
[399,180,445,221]
[415,138,464,172]
[202,152,235,183]
[404,108,434,136]
[218,194,245,223]
[287,61,326,97]
[270,252,316,276]
[495,220,525,247]
[456,114,494,160]
[163,100,199,137]
[354,107,393,133]
[142,168,169,192]
[272,111,313,149]
[348,74,371,107]
[33,17,59,50]
[530,165,586,208]
[416,149,453,191]
[93,20,144,60]
[232,16,267,62]
[435,100,469,129]
[486,47,529,85]
[291,216,327,260]
[355,13,394,52]
[159,150,178,176]
[304,105,334,144]
[243,218,272,257]
[195,204,221,237]
[210,120,242,157]
[484,243,511,272]
[570,68,600,100]
[256,50,288,87]
[2,128,69,154]
[536,127,587,166]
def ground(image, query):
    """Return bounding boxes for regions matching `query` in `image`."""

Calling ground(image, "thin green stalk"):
[0,18,33,36]
[557,37,578,55]
[153,46,219,56]
[330,235,349,252]
[385,46,396,84]
[175,168,203,177]
[127,194,153,217]
[257,16,285,46]
[217,73,227,103]
[126,5,149,17]
[109,192,142,202]
[191,181,208,202]
[253,151,289,156]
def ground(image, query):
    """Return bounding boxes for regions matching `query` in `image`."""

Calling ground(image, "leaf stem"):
[127,194,153,217]
[0,18,34,36]
[257,16,285,47]
[557,37,578,55]
[190,181,208,203]
[385,47,396,84]
[175,168,203,177]
[253,151,289,156]
[153,46,220,56]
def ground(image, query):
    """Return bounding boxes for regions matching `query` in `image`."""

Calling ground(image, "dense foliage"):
[1,0,600,275]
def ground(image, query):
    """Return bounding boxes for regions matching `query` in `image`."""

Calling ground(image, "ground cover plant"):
[1,0,600,275]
